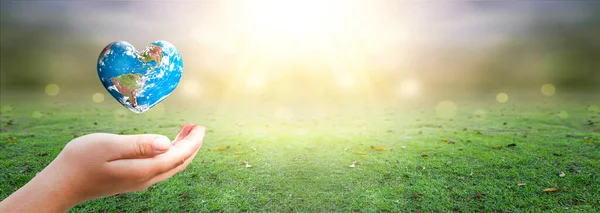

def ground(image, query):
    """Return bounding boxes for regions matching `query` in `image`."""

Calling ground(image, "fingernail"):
[153,136,171,151]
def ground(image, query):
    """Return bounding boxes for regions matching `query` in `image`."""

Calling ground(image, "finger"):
[172,123,196,145]
[172,125,205,148]
[107,125,205,180]
[148,125,205,183]
[104,134,172,161]
[147,144,201,184]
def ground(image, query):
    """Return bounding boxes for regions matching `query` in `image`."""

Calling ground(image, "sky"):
[1,1,599,102]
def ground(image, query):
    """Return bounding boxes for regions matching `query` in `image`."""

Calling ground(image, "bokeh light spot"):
[31,111,43,119]
[496,93,508,103]
[45,84,60,96]
[541,84,556,96]
[92,93,105,103]
[435,101,457,119]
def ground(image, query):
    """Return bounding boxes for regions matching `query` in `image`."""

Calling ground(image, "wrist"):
[36,160,85,211]
[16,161,83,212]
[0,172,76,213]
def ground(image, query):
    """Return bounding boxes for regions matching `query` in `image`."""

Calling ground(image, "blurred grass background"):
[1,2,600,211]
[1,1,599,105]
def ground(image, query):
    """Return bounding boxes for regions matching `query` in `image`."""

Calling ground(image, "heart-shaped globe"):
[97,41,183,113]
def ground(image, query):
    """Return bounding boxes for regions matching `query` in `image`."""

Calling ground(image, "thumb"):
[106,134,172,160]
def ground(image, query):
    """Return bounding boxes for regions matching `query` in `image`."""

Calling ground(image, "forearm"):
[0,164,80,213]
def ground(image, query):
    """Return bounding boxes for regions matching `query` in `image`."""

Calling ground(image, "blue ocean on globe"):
[97,41,183,113]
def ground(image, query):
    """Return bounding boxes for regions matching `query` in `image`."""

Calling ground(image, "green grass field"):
[1,93,599,212]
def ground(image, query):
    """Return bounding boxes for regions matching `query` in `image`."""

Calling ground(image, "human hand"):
[0,123,205,213]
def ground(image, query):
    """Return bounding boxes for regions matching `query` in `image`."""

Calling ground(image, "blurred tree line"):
[1,2,598,102]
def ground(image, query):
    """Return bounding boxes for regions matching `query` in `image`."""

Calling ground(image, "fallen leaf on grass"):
[7,139,17,143]
[215,146,230,151]
[410,192,423,200]
[349,160,359,168]
[492,146,503,150]
[441,138,455,144]
[559,171,566,177]
[242,160,252,168]
[420,153,429,157]
[518,182,526,186]
[543,187,561,192]
[355,151,367,155]
[583,137,594,143]
[234,152,245,155]
[371,146,386,151]
[474,193,485,199]
[507,143,517,147]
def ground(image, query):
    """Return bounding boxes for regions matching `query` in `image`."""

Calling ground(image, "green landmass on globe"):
[110,73,145,107]
[138,44,163,67]
[109,44,165,107]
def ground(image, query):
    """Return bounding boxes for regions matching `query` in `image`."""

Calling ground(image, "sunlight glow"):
[275,107,294,120]
[247,0,337,38]
[337,75,355,88]
[180,80,204,98]
[396,78,421,98]
[212,1,415,100]
[246,75,266,89]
